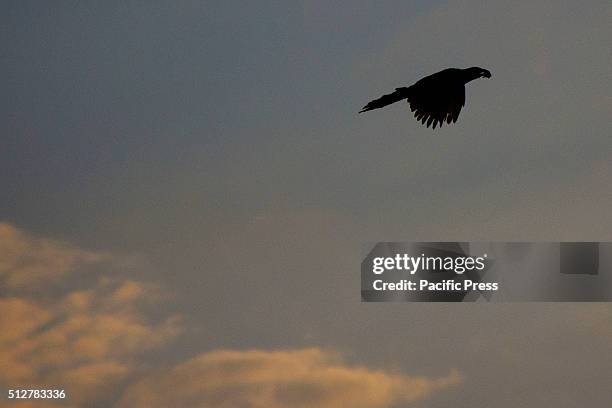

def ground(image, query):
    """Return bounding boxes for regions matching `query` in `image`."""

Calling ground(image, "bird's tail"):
[359,87,411,113]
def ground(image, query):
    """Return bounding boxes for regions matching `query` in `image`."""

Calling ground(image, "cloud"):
[0,223,109,291]
[0,225,465,408]
[117,348,461,408]
[0,223,182,406]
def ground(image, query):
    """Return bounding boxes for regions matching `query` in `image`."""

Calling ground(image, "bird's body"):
[359,67,491,128]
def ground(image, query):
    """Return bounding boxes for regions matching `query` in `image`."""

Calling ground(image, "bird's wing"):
[407,83,465,129]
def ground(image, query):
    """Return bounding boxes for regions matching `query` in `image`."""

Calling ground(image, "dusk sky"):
[2,1,612,407]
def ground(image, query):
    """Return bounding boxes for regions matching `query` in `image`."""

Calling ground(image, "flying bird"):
[359,67,491,128]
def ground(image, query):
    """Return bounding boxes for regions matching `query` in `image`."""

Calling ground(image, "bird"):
[359,67,491,128]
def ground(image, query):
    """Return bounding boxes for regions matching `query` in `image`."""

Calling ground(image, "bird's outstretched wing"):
[359,87,410,113]
[407,84,465,129]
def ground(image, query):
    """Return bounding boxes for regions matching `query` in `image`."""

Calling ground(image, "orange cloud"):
[0,224,462,408]
[0,224,182,407]
[117,348,462,408]
[0,223,108,290]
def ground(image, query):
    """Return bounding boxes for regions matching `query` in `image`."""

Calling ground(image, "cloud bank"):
[0,223,182,406]
[0,223,108,290]
[0,223,461,407]
[117,348,461,408]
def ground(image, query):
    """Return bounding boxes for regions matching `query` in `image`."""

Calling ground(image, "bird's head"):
[464,66,492,81]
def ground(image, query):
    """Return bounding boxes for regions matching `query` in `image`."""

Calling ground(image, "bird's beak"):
[482,70,492,78]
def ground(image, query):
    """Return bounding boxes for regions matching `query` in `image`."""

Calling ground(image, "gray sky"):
[1,1,612,407]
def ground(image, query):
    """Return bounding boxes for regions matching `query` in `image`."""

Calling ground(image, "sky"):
[1,0,612,407]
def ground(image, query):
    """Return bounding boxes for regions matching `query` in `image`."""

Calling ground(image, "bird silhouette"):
[359,67,491,128]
